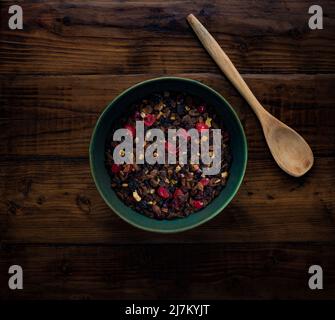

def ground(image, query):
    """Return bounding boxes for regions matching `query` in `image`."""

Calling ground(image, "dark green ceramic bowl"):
[89,77,247,233]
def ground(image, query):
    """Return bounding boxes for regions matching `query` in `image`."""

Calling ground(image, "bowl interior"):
[90,77,247,233]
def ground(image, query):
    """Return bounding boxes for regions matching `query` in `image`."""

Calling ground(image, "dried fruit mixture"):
[105,92,231,219]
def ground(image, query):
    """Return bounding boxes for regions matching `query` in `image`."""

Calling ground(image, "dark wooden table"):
[0,0,334,300]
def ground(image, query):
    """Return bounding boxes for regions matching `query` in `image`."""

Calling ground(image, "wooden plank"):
[0,243,334,299]
[1,73,334,158]
[1,0,334,75]
[0,157,334,244]
[1,0,334,301]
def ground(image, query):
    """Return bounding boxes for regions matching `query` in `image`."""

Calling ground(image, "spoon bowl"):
[262,113,314,177]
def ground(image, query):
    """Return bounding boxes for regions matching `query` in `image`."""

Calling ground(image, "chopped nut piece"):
[154,103,164,111]
[161,207,169,214]
[205,117,212,127]
[132,190,142,202]
[221,171,228,178]
[156,111,163,119]
[196,182,204,191]
[212,179,221,185]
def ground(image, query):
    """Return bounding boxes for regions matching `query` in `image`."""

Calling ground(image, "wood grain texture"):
[1,74,334,158]
[1,0,334,300]
[0,0,335,75]
[1,243,335,300]
[0,157,334,244]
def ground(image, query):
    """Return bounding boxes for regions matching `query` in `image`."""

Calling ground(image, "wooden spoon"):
[187,14,314,177]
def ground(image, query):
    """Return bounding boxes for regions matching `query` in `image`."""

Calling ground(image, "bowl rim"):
[89,76,248,233]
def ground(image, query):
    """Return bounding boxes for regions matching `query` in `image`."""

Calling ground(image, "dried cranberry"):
[111,164,121,173]
[197,105,206,113]
[191,199,204,209]
[157,186,170,199]
[144,114,156,126]
[173,188,184,198]
[124,124,136,136]
[200,178,210,186]
[195,122,209,132]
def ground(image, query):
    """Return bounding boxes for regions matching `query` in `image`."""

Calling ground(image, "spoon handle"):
[187,14,268,120]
